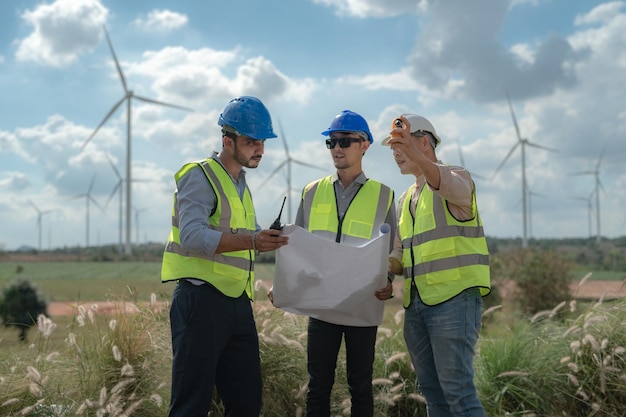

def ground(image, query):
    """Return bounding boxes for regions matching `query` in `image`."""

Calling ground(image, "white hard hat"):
[381,114,441,147]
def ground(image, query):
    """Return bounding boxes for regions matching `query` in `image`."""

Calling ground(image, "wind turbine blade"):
[596,145,606,170]
[106,154,122,180]
[506,92,522,141]
[491,142,520,180]
[258,160,289,188]
[292,158,327,172]
[103,25,128,93]
[133,94,193,112]
[526,141,559,153]
[89,195,103,211]
[570,170,595,176]
[87,173,97,194]
[469,171,489,181]
[29,199,41,213]
[82,96,126,150]
[456,142,465,166]
[105,181,121,208]
[276,118,290,156]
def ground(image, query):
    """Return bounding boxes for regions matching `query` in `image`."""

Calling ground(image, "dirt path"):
[47,300,167,317]
[46,280,625,317]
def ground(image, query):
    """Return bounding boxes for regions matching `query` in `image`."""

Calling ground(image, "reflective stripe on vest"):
[302,176,392,245]
[399,183,490,307]
[161,159,256,299]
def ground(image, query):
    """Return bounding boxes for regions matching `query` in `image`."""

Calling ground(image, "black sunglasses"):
[325,137,363,149]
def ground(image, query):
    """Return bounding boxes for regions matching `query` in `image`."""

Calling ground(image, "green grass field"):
[0,261,279,302]
[0,260,624,303]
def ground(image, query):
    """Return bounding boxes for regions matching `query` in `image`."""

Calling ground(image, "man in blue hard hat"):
[161,96,289,417]
[296,110,397,416]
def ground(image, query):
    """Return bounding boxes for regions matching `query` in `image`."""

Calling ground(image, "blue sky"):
[1,0,624,251]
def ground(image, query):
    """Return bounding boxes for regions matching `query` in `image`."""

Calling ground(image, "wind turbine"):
[132,206,149,244]
[260,119,326,223]
[82,25,192,255]
[456,142,488,181]
[526,189,546,239]
[104,154,151,253]
[570,189,595,238]
[104,154,124,253]
[572,146,605,243]
[71,173,102,248]
[491,93,558,248]
[29,200,53,251]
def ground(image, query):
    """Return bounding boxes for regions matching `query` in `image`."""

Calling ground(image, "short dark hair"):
[221,127,238,140]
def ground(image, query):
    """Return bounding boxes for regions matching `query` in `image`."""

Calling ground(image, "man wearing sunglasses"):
[383,114,490,417]
[295,109,397,417]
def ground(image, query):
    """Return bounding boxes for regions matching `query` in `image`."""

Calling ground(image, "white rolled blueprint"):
[272,224,390,326]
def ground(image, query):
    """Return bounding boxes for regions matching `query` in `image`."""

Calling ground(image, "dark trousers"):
[168,280,262,417]
[306,317,377,417]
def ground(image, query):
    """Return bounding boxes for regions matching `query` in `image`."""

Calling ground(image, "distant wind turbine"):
[491,93,558,248]
[29,200,53,251]
[260,119,326,223]
[570,189,595,238]
[104,154,151,253]
[572,146,605,243]
[512,187,546,240]
[82,25,192,255]
[71,173,102,248]
[456,142,488,181]
[527,189,546,239]
[132,206,149,244]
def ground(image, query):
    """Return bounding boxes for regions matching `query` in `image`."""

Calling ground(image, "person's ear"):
[223,135,234,150]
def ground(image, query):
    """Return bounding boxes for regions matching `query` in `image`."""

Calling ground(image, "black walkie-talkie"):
[270,196,286,230]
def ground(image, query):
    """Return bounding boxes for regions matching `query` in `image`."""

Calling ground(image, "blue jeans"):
[306,317,377,417]
[168,279,262,417]
[404,286,485,417]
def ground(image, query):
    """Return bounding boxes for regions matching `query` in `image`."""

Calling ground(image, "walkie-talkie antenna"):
[270,196,287,230]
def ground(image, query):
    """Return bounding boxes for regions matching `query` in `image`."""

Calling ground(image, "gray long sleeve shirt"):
[176,151,260,258]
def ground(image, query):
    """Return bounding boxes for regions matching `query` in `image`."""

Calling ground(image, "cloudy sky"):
[1,0,624,251]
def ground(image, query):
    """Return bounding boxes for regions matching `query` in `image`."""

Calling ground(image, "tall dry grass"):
[0,277,624,416]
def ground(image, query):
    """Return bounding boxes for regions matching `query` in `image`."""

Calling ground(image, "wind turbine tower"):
[71,174,101,248]
[82,26,192,255]
[30,201,53,251]
[105,154,124,253]
[571,189,595,239]
[491,94,558,248]
[260,119,326,223]
[573,147,605,243]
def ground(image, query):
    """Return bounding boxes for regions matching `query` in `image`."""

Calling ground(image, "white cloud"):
[0,172,31,192]
[405,0,580,102]
[574,1,624,26]
[15,0,108,68]
[133,9,188,32]
[311,0,420,18]
[122,46,316,106]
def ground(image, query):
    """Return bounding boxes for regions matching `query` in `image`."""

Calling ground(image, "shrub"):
[496,249,573,315]
[0,277,48,342]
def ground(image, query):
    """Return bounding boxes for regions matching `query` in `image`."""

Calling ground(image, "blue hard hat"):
[218,96,277,140]
[321,110,373,143]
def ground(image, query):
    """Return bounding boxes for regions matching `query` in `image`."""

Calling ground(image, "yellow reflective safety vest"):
[301,175,393,244]
[399,182,490,307]
[161,158,256,299]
